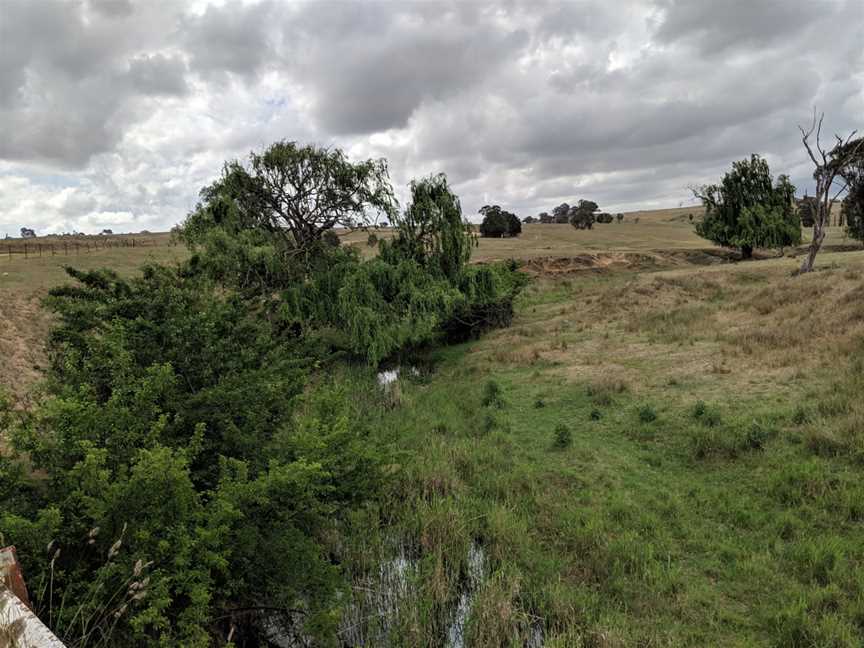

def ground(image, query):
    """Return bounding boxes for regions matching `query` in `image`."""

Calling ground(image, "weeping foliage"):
[695,154,800,257]
[181,141,396,287]
[380,173,476,281]
[273,173,524,364]
[182,166,524,365]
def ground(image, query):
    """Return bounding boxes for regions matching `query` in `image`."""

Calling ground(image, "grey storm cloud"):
[0,0,862,235]
[651,0,825,55]
[183,0,276,80]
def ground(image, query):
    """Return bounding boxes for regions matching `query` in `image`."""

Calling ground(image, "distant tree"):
[616,213,624,223]
[538,211,553,224]
[797,114,864,272]
[479,205,521,237]
[100,229,113,235]
[20,227,36,238]
[694,154,799,259]
[796,195,817,228]
[522,215,537,224]
[596,212,613,224]
[576,199,598,214]
[552,203,570,224]
[842,152,864,244]
[569,200,599,230]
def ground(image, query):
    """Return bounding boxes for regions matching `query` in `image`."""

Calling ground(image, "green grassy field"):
[346,249,864,646]
[3,209,864,645]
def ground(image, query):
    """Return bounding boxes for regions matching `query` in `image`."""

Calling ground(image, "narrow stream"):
[271,365,544,646]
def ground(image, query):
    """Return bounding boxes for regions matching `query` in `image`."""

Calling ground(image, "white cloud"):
[0,0,862,235]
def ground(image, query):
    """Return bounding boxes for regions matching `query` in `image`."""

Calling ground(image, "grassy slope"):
[3,209,864,645]
[352,248,864,646]
[0,241,188,398]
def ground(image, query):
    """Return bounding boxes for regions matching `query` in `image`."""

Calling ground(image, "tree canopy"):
[694,154,799,258]
[478,205,521,237]
[841,139,864,243]
[569,200,599,230]
[181,141,396,281]
[381,173,475,281]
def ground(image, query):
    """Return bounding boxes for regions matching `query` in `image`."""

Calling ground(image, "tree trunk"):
[741,245,753,260]
[800,220,826,273]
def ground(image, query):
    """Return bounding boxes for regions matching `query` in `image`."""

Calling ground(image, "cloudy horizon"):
[0,0,862,236]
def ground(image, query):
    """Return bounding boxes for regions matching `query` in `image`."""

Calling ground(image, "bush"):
[367,232,379,247]
[638,404,658,423]
[743,420,772,450]
[692,400,722,427]
[553,424,572,449]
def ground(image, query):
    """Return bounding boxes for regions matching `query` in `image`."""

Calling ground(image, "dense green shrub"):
[2,266,379,645]
[553,424,572,448]
[638,404,658,423]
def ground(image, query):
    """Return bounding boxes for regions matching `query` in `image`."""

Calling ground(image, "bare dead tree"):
[798,111,864,273]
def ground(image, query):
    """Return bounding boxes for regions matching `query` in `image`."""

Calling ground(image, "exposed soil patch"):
[519,248,739,276]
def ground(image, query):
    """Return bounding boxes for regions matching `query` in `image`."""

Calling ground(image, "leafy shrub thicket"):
[694,154,800,258]
[0,146,525,645]
[2,266,376,645]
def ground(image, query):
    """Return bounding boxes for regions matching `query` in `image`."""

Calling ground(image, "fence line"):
[1,237,176,260]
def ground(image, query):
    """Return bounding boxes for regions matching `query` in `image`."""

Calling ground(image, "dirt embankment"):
[518,243,864,277]
[518,248,737,276]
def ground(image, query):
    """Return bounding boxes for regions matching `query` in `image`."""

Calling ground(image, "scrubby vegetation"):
[0,143,524,645]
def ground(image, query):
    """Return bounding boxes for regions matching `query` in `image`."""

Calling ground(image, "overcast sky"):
[0,0,862,235]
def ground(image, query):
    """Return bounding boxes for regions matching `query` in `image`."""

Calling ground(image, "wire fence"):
[1,237,175,260]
